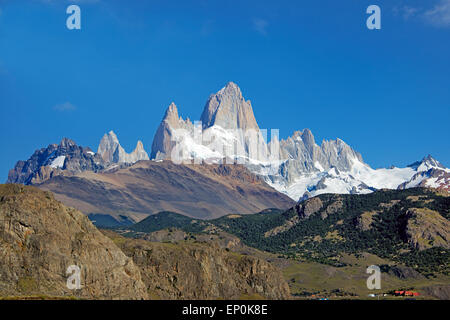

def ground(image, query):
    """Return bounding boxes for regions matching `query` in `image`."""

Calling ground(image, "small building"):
[394,290,420,297]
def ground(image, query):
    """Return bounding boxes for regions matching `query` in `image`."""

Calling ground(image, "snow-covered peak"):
[408,155,446,172]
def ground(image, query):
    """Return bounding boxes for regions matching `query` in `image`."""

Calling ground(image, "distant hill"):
[129,211,196,233]
[37,160,295,221]
[120,188,450,276]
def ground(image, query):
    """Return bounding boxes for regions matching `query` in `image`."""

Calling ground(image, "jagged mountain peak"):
[59,137,77,148]
[7,138,106,185]
[164,102,179,120]
[301,128,315,148]
[99,130,120,147]
[98,130,149,164]
[200,81,259,130]
[136,140,144,149]
[161,102,190,129]
[150,102,195,160]
[216,81,243,98]
[421,154,445,169]
[291,131,303,140]
[98,131,120,162]
[408,154,445,171]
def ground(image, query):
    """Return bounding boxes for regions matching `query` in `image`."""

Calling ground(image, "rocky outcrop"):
[386,265,425,280]
[264,215,300,238]
[421,285,450,300]
[295,197,323,219]
[200,82,260,131]
[97,131,149,164]
[405,207,450,250]
[150,103,194,160]
[356,211,378,231]
[0,184,148,299]
[105,232,290,300]
[267,130,364,188]
[7,138,106,185]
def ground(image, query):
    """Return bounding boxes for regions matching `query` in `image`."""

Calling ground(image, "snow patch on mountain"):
[264,155,448,200]
[50,156,66,169]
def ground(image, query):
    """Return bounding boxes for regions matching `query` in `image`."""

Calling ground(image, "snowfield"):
[50,156,66,169]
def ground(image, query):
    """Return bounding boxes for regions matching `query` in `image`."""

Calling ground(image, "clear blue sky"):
[0,0,449,182]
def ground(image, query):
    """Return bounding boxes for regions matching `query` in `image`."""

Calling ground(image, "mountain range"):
[148,82,449,200]
[6,82,449,220]
[36,160,294,222]
[2,82,449,300]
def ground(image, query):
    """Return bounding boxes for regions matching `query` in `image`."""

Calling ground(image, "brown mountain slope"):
[0,184,148,299]
[102,230,290,300]
[37,160,295,220]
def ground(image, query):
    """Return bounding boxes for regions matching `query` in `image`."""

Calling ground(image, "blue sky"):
[0,0,449,182]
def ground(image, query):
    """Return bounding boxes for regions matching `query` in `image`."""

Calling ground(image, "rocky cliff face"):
[405,207,450,251]
[97,130,149,164]
[0,184,148,299]
[200,82,260,131]
[276,130,364,174]
[266,129,364,187]
[150,103,194,160]
[7,138,106,185]
[104,231,290,300]
[0,185,291,300]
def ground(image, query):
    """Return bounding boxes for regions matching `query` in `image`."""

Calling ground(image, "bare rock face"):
[274,130,364,182]
[150,103,194,160]
[7,138,105,185]
[356,211,378,231]
[97,131,149,164]
[421,285,450,300]
[405,207,450,250]
[295,197,323,219]
[200,82,259,131]
[107,233,290,300]
[0,184,148,299]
